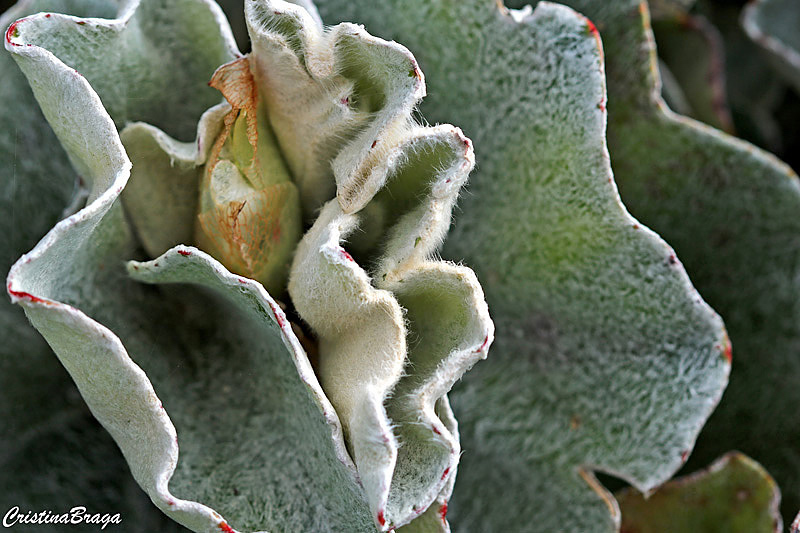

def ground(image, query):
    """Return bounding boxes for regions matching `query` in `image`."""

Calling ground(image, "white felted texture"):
[121,103,228,257]
[245,0,424,216]
[368,125,476,281]
[4,0,237,141]
[5,10,227,531]
[0,1,213,529]
[288,91,491,529]
[289,200,405,529]
[383,263,491,524]
[5,23,378,529]
[361,124,491,523]
[5,0,494,531]
[127,246,387,532]
[4,1,374,531]
[314,0,731,531]
[240,2,495,529]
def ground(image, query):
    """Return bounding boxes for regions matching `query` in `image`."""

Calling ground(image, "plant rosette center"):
[5,0,494,531]
[194,57,302,297]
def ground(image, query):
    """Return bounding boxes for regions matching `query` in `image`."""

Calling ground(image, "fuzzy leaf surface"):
[123,2,493,527]
[3,1,377,531]
[0,1,188,529]
[316,1,730,531]
[5,0,237,140]
[4,0,494,530]
[517,0,800,521]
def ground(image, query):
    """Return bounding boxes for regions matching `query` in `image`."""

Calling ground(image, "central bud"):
[194,58,302,296]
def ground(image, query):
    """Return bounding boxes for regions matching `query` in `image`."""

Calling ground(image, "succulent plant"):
[2,0,799,532]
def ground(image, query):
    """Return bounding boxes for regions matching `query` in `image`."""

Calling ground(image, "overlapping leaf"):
[0,1,187,529]
[3,1,371,531]
[4,0,493,530]
[668,2,787,154]
[743,0,800,93]
[513,0,800,522]
[617,452,782,533]
[652,13,733,133]
[133,3,493,527]
[316,1,730,531]
[12,0,794,531]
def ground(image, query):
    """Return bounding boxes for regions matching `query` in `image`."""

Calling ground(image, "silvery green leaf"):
[315,0,730,530]
[4,0,493,531]
[539,0,800,523]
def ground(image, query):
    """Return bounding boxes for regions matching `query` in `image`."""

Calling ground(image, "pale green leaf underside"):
[5,1,369,531]
[617,452,781,533]
[0,1,187,529]
[128,246,381,532]
[6,3,223,528]
[4,26,377,529]
[123,2,493,527]
[120,103,228,258]
[5,0,237,140]
[5,0,493,531]
[315,1,730,531]
[536,0,800,522]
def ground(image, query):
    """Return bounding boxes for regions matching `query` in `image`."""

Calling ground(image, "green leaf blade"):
[617,452,782,533]
[315,1,731,530]
[545,0,800,521]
